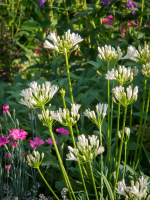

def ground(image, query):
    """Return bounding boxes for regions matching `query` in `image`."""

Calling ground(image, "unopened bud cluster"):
[66,134,105,163]
[84,103,108,126]
[98,45,122,62]
[112,85,138,107]
[44,29,83,53]
[38,108,54,126]
[116,176,150,199]
[106,66,134,85]
[27,151,44,168]
[51,104,81,126]
[118,127,130,142]
[142,62,150,78]
[20,81,59,108]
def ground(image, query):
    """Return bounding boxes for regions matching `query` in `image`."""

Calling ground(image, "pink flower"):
[3,104,9,115]
[108,15,113,20]
[128,22,132,26]
[5,164,11,172]
[46,138,58,146]
[11,141,17,147]
[9,129,28,140]
[118,38,122,40]
[30,137,44,148]
[0,136,10,146]
[6,154,11,158]
[103,18,109,24]
[56,128,70,135]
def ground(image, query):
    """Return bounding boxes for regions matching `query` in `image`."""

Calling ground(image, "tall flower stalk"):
[115,103,120,169]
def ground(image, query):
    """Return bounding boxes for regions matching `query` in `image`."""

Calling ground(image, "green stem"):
[89,161,98,200]
[98,125,103,196]
[41,106,76,200]
[107,61,110,171]
[37,167,59,200]
[63,0,70,24]
[62,95,67,109]
[113,106,127,194]
[11,0,14,37]
[133,77,147,169]
[136,83,150,166]
[69,126,90,200]
[122,142,127,179]
[115,103,120,170]
[136,0,144,41]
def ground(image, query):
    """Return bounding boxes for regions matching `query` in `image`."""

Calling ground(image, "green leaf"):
[142,144,150,163]
[86,61,100,69]
[101,173,114,200]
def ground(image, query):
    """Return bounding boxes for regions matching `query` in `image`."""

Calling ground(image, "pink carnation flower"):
[103,18,109,24]
[3,104,9,115]
[108,15,113,20]
[46,138,58,146]
[5,164,11,172]
[6,154,11,158]
[30,137,44,148]
[9,129,28,140]
[11,141,17,147]
[56,128,70,135]
[0,136,10,146]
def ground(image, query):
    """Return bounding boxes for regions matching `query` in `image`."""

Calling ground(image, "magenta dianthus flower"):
[30,137,44,148]
[56,128,70,135]
[39,0,46,7]
[6,154,11,158]
[46,138,58,146]
[0,136,10,146]
[108,15,113,20]
[11,141,17,147]
[5,164,11,172]
[3,104,9,115]
[9,129,28,140]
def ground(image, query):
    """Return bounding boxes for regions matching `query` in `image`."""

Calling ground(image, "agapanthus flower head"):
[27,151,44,168]
[44,30,83,53]
[39,0,46,7]
[45,138,58,146]
[56,128,70,134]
[38,108,55,127]
[30,137,44,148]
[5,164,11,172]
[0,136,10,146]
[118,127,130,142]
[51,104,81,126]
[98,45,122,62]
[9,129,28,140]
[112,85,138,107]
[105,66,134,85]
[20,81,59,108]
[66,134,104,163]
[122,46,139,62]
[141,62,150,78]
[84,103,108,126]
[3,104,9,115]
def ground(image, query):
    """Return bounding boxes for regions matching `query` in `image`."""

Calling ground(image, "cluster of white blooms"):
[142,62,150,78]
[118,127,130,142]
[20,81,59,108]
[112,85,138,107]
[66,134,105,163]
[116,177,150,200]
[122,45,150,64]
[98,45,122,62]
[27,151,44,168]
[83,103,108,126]
[106,66,134,85]
[51,104,81,126]
[43,29,83,53]
[38,108,55,126]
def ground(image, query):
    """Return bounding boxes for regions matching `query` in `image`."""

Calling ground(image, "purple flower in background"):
[132,2,137,8]
[102,0,110,7]
[135,19,140,25]
[56,128,70,135]
[39,0,46,7]
[131,9,136,15]
[30,137,44,148]
[0,136,10,146]
[125,1,133,8]
[46,138,58,146]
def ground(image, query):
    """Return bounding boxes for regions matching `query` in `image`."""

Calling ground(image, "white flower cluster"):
[44,30,83,53]
[122,45,150,64]
[116,177,150,200]
[106,66,134,85]
[20,81,59,108]
[51,104,81,126]
[118,127,130,142]
[27,151,44,168]
[66,134,105,163]
[38,108,54,126]
[83,103,108,126]
[142,62,150,78]
[98,45,122,62]
[112,85,138,107]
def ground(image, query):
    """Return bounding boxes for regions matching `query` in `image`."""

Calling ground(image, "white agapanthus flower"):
[43,29,83,53]
[122,46,139,62]
[20,81,59,108]
[98,45,122,62]
[112,85,138,107]
[66,134,105,163]
[105,66,134,85]
[118,127,130,142]
[116,177,150,200]
[27,151,44,168]
[38,108,55,126]
[51,104,81,126]
[83,103,108,126]
[142,62,150,78]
